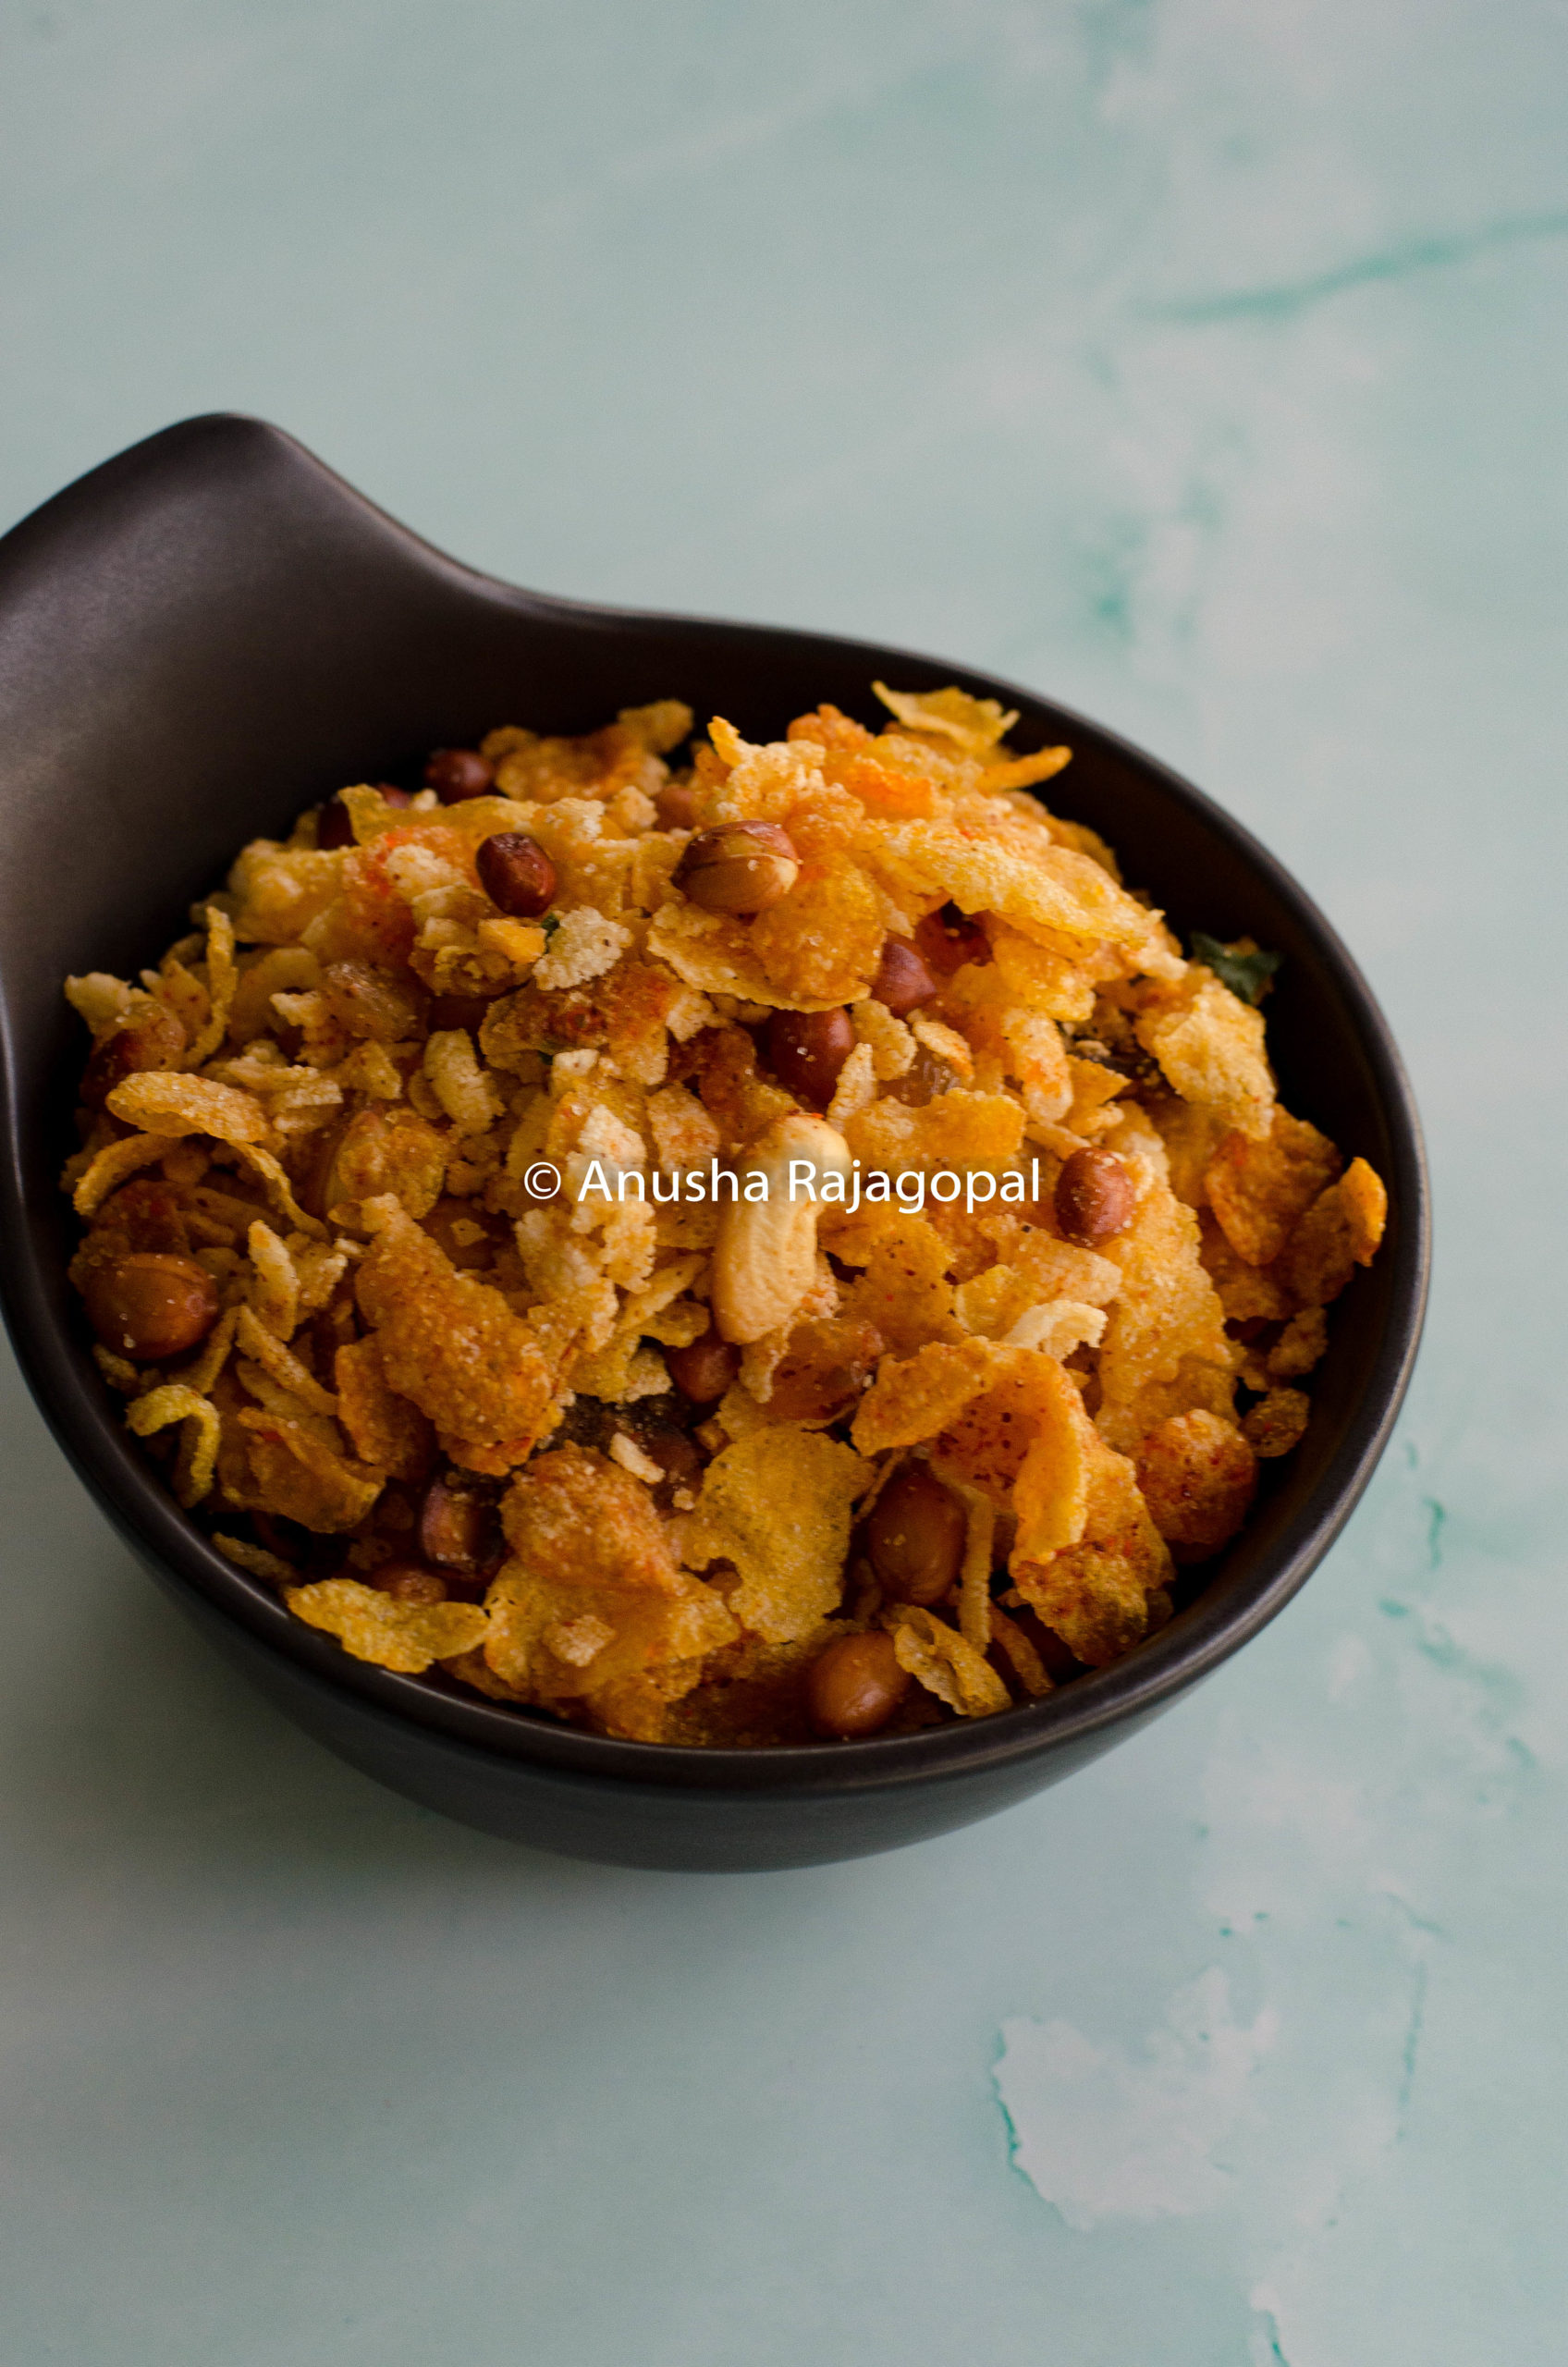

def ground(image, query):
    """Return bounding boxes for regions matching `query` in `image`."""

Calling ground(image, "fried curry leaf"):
[1191,931,1281,1007]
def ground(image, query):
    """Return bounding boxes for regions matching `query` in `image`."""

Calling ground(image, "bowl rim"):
[0,413,1431,1799]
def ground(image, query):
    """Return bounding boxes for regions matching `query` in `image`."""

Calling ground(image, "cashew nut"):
[711,1111,851,1345]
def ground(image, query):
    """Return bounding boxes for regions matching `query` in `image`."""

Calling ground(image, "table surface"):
[3,5,1563,2360]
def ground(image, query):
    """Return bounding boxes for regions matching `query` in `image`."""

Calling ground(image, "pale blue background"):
[2,5,1564,2361]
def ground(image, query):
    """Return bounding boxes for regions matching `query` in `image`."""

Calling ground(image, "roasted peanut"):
[655,778,701,830]
[316,793,356,850]
[765,1007,855,1107]
[364,1561,448,1605]
[319,960,426,1042]
[476,831,557,919]
[869,936,937,1018]
[418,1475,503,1574]
[674,821,799,914]
[311,1106,447,1225]
[317,786,410,848]
[913,902,990,976]
[666,1321,741,1404]
[807,1630,912,1737]
[89,1178,191,1255]
[619,1412,704,1506]
[80,1001,186,1109]
[711,1111,851,1344]
[81,1252,220,1362]
[1054,1147,1135,1245]
[865,1462,967,1605]
[424,747,495,802]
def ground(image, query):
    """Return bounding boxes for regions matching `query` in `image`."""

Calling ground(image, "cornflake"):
[286,1578,487,1674]
[484,1446,736,1720]
[105,1072,271,1145]
[885,1605,1011,1717]
[685,1428,868,1642]
[61,691,1388,1743]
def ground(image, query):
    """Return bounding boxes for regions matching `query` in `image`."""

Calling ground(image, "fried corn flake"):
[126,1384,221,1505]
[232,1410,383,1532]
[1133,1410,1257,1557]
[105,1071,271,1145]
[885,1604,1011,1717]
[485,1446,735,1705]
[1138,978,1275,1140]
[1011,1435,1172,1667]
[685,1427,869,1643]
[334,1336,435,1478]
[183,905,239,1067]
[286,1578,488,1674]
[246,1220,300,1337]
[1205,1110,1341,1268]
[71,1132,183,1217]
[356,1206,555,1453]
[63,690,1388,1742]
[1275,1158,1388,1307]
[1241,1387,1313,1458]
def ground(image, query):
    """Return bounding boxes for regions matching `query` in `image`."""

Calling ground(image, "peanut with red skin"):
[766,1008,855,1108]
[425,747,495,803]
[675,821,799,914]
[476,832,557,918]
[865,1463,967,1606]
[80,1003,185,1109]
[666,1323,741,1404]
[870,937,937,1017]
[913,903,990,976]
[1054,1147,1135,1245]
[364,1562,448,1606]
[807,1631,913,1737]
[81,1253,220,1362]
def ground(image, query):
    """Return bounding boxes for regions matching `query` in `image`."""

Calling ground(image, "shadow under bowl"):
[0,416,1429,1870]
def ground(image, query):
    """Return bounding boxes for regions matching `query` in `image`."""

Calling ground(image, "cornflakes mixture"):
[62,688,1387,1745]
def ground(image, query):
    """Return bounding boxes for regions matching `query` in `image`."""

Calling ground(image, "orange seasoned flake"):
[1241,1387,1312,1458]
[885,1605,1010,1717]
[932,1347,1090,1528]
[843,1088,1024,1179]
[334,1336,434,1479]
[746,861,885,1005]
[1011,1435,1171,1666]
[229,1408,384,1532]
[356,1205,555,1454]
[105,1072,270,1145]
[874,812,1159,962]
[683,1427,868,1642]
[1094,1110,1234,1453]
[1134,1410,1256,1557]
[1138,978,1275,1140]
[286,1578,486,1674]
[1274,1158,1387,1308]
[851,1336,999,1455]
[485,1445,735,1700]
[1206,1110,1341,1267]
[841,1214,959,1355]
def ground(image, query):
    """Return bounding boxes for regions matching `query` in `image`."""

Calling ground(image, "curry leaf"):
[1191,931,1281,1006]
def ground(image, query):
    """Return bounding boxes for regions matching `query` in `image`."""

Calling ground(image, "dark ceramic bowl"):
[0,416,1428,1871]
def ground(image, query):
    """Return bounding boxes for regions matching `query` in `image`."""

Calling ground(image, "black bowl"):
[0,416,1428,1871]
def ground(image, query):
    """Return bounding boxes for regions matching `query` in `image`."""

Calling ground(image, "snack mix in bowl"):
[61,687,1386,1745]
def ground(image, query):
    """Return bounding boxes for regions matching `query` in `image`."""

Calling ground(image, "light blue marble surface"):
[3,5,1563,2359]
